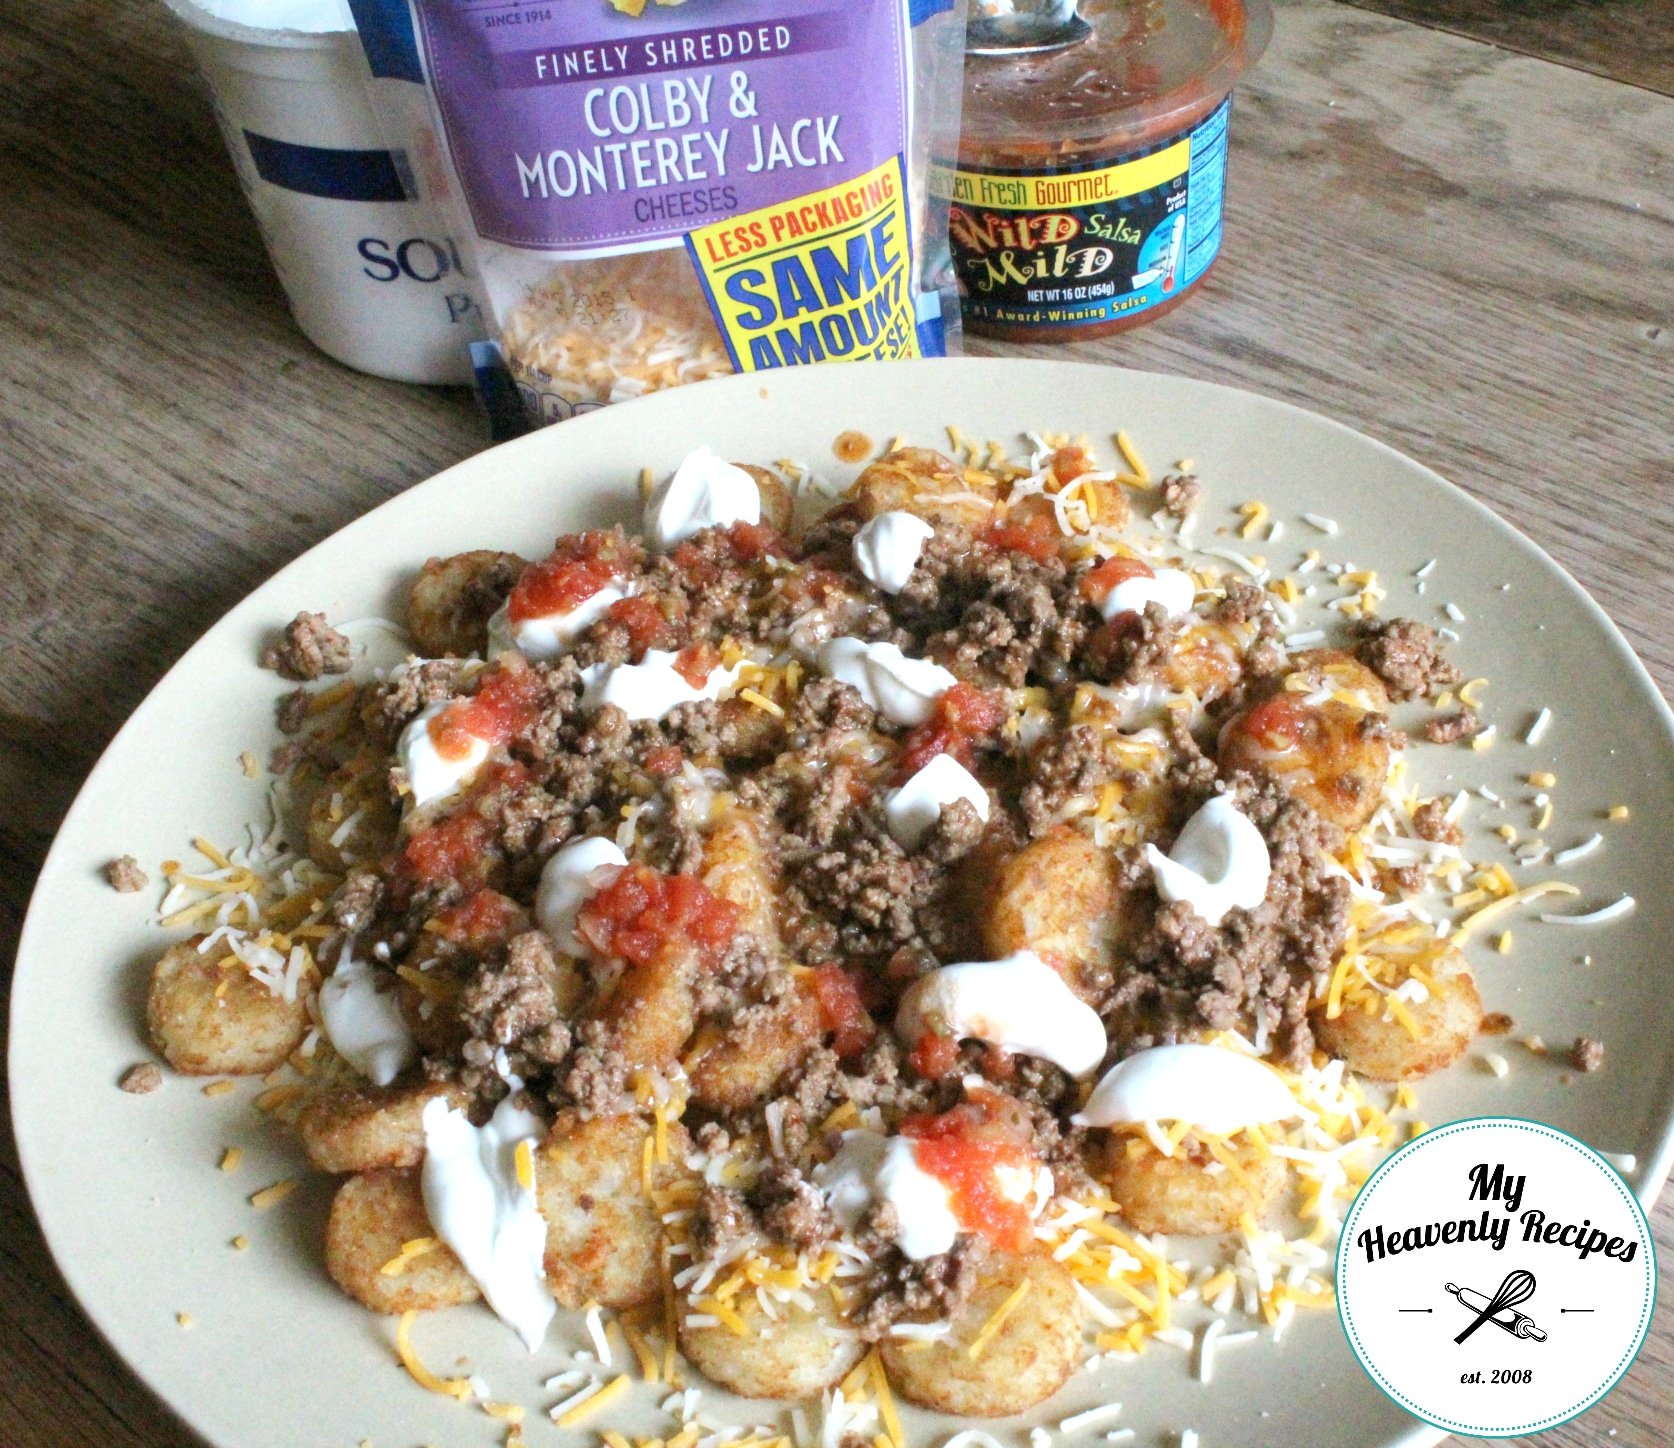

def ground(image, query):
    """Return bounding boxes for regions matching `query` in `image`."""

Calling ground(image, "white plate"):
[14,359,1674,1448]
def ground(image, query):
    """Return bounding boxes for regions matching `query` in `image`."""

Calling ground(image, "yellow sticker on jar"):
[685,154,921,371]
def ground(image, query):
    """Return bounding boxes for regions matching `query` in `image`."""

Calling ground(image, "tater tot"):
[146,938,308,1075]
[1097,1133,1288,1236]
[1315,947,1483,1080]
[739,464,795,536]
[1218,650,1394,832]
[324,1169,479,1315]
[537,1112,689,1309]
[881,1253,1082,1417]
[852,448,997,533]
[298,1081,467,1175]
[687,985,823,1110]
[406,549,526,658]
[680,1291,863,1400]
[983,827,1137,1001]
[594,948,697,1069]
[305,756,399,873]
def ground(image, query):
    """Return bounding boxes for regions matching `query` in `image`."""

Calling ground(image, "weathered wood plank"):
[1339,0,1674,97]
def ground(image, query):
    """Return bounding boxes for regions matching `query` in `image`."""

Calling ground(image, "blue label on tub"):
[243,132,408,203]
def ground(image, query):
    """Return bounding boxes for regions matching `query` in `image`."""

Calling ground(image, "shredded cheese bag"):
[348,0,966,427]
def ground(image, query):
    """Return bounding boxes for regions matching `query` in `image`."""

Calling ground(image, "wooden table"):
[1,0,1669,1443]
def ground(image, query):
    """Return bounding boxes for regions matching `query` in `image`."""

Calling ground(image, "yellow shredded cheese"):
[738,687,785,718]
[1608,803,1631,821]
[966,1278,1032,1359]
[557,1375,630,1427]
[231,1234,249,1251]
[1528,770,1556,788]
[1114,430,1150,482]
[219,1147,242,1173]
[515,1139,535,1192]
[395,1311,472,1401]
[249,1179,297,1210]
[867,1350,905,1448]
[378,1237,439,1277]
[623,1322,660,1382]
[254,1084,303,1113]
[1453,881,1579,942]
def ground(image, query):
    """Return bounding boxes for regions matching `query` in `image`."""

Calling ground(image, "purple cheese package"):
[347,0,968,426]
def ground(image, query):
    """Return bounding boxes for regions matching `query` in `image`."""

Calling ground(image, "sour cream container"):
[163,0,484,383]
[950,0,1272,341]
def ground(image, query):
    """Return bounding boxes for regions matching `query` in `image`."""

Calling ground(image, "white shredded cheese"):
[1538,895,1635,926]
[1552,834,1604,865]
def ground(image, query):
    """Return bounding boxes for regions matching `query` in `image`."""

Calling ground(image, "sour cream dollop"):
[421,1094,555,1350]
[579,650,739,723]
[1072,1044,1300,1135]
[815,637,956,726]
[813,1130,962,1261]
[644,446,761,550]
[853,511,935,595]
[485,583,629,661]
[318,956,415,1087]
[884,753,990,850]
[536,836,627,952]
[398,701,489,809]
[1097,565,1197,623]
[894,951,1107,1079]
[1144,794,1271,926]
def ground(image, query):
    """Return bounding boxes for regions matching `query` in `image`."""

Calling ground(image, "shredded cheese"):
[395,1311,472,1401]
[558,1375,631,1427]
[248,1179,297,1210]
[1114,431,1150,482]
[966,1278,1032,1359]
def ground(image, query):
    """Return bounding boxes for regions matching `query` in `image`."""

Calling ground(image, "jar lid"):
[960,0,1274,155]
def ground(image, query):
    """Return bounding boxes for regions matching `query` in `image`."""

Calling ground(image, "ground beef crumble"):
[1570,1036,1605,1073]
[853,1236,986,1340]
[261,610,352,681]
[1159,472,1202,520]
[119,1062,162,1094]
[1424,708,1479,744]
[106,855,148,892]
[1356,617,1462,701]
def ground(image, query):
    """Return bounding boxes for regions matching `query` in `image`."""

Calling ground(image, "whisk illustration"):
[1446,1271,1546,1343]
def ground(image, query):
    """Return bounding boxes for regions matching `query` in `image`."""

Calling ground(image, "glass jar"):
[951,0,1272,341]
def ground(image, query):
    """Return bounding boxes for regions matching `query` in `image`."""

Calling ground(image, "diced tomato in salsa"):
[1237,693,1312,748]
[508,532,628,625]
[577,862,739,968]
[643,743,684,777]
[901,1095,1037,1251]
[908,1030,961,1081]
[1049,444,1095,488]
[1080,555,1155,608]
[401,811,496,889]
[427,658,545,761]
[432,888,520,949]
[981,510,1059,563]
[896,682,1008,781]
[606,593,679,658]
[673,642,721,689]
[810,965,878,1060]
[724,521,787,562]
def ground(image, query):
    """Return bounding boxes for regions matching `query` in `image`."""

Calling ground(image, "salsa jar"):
[949,0,1272,341]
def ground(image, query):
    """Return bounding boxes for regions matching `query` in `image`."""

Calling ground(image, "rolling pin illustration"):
[1446,1278,1548,1342]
